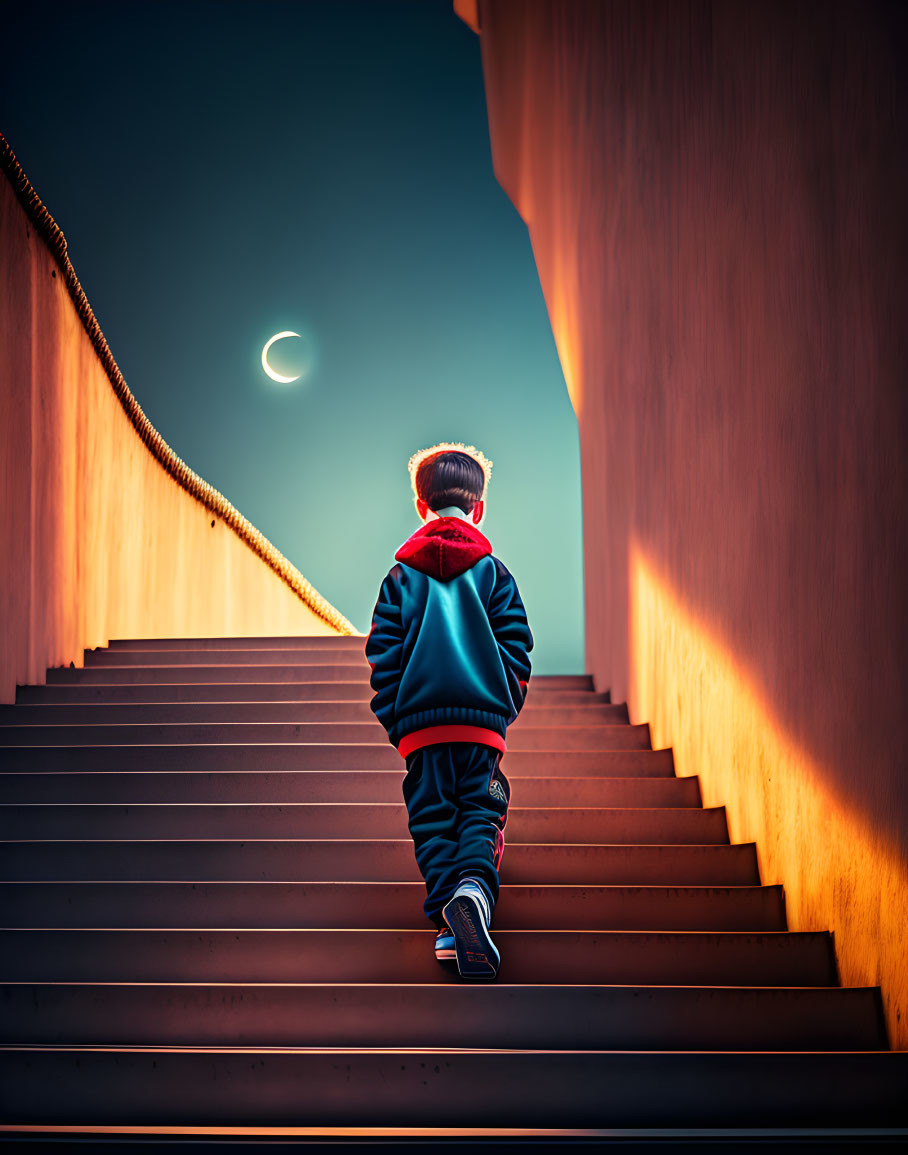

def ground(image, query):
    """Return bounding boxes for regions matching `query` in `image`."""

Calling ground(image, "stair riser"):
[0,747,673,775]
[47,665,378,684]
[0,702,630,726]
[0,882,786,930]
[78,655,593,694]
[47,667,594,690]
[16,684,612,706]
[0,722,652,751]
[0,804,729,843]
[0,929,838,985]
[0,841,759,884]
[84,651,373,667]
[0,772,699,807]
[0,1050,903,1127]
[103,638,369,651]
[0,984,885,1050]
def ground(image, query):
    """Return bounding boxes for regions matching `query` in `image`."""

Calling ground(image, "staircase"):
[0,635,904,1148]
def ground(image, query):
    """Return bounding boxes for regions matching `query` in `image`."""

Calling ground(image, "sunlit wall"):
[465,0,908,1045]
[0,169,347,704]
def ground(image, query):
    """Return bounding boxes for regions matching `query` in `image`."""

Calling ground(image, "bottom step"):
[0,1048,905,1127]
[1,1126,907,1152]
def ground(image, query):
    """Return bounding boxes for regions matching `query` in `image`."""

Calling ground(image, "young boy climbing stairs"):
[365,443,534,979]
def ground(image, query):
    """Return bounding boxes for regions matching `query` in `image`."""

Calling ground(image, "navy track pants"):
[402,742,511,929]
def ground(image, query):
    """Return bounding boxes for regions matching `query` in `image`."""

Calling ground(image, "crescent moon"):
[262,331,303,383]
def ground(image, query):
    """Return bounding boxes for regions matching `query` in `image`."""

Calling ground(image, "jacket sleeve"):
[488,560,534,718]
[364,568,405,739]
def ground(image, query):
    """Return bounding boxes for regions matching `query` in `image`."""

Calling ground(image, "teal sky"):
[1,0,584,672]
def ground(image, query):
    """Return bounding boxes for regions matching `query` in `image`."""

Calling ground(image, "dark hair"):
[415,450,484,513]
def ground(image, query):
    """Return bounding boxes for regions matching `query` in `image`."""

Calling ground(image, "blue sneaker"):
[434,926,456,964]
[441,878,500,980]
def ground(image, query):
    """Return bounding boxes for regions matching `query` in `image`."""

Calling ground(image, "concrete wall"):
[469,0,908,1046]
[1,164,355,704]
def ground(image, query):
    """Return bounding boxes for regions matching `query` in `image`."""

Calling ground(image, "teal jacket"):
[364,516,533,757]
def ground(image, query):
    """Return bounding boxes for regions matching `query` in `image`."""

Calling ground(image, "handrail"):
[0,133,359,637]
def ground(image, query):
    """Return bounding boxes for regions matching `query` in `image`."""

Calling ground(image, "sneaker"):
[434,926,456,963]
[441,878,500,980]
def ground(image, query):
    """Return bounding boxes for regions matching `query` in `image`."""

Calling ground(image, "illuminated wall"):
[463,0,908,1045]
[0,153,356,704]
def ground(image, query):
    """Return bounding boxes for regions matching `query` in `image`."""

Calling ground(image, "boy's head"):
[408,442,492,525]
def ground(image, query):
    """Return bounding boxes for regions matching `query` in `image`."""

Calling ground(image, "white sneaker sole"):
[441,893,500,980]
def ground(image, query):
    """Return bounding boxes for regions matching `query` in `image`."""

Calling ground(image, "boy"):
[365,443,533,981]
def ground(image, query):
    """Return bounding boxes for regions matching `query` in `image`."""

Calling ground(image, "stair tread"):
[16,684,612,705]
[0,1041,897,1051]
[0,927,840,984]
[0,981,886,1051]
[0,771,698,806]
[0,880,787,931]
[0,702,630,724]
[0,839,759,883]
[45,667,593,689]
[0,802,730,843]
[0,1048,903,1126]
[0,721,652,752]
[0,746,674,774]
[103,636,369,646]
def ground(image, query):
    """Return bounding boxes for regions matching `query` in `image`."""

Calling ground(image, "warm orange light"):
[0,1126,610,1137]
[628,539,908,1049]
[527,231,585,419]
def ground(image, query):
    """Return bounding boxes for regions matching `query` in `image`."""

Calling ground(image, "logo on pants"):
[489,778,507,805]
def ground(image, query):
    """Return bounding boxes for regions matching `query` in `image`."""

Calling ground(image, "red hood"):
[394,518,493,581]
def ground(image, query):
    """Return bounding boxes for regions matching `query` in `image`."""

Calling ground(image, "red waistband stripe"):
[397,725,507,759]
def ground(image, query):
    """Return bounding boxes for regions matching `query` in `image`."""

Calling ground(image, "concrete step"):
[0,803,729,842]
[15,682,612,706]
[0,745,673,775]
[0,700,631,725]
[103,636,369,651]
[0,840,759,884]
[0,771,699,806]
[0,881,784,929]
[85,648,373,667]
[0,928,839,985]
[1,1131,902,1152]
[16,682,376,704]
[0,1047,903,1127]
[47,664,379,684]
[0,721,652,751]
[0,983,886,1050]
[46,666,594,690]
